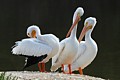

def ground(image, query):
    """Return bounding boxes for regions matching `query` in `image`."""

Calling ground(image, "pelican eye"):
[85,22,88,27]
[89,25,92,29]
[77,13,80,16]
[27,33,30,36]
[77,13,81,21]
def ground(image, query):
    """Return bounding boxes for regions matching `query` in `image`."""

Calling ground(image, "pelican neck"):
[85,30,92,41]
[70,25,77,38]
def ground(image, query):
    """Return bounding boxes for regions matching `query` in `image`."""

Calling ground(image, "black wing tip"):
[23,54,47,69]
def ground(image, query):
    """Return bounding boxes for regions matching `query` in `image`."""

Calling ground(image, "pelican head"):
[66,7,84,37]
[73,7,84,22]
[27,25,41,38]
[78,17,97,42]
[84,17,97,30]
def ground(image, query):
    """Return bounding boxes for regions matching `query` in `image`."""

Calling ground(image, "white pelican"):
[12,25,60,72]
[51,7,84,74]
[64,17,98,75]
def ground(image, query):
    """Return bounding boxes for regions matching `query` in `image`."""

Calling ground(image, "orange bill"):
[66,15,81,38]
[78,23,88,42]
[31,30,36,38]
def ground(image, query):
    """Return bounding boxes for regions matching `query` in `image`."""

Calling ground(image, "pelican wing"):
[12,38,52,57]
[74,41,86,62]
[52,39,65,65]
[78,41,86,56]
[23,54,47,69]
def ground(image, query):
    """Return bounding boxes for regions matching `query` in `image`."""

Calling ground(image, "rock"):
[0,71,105,80]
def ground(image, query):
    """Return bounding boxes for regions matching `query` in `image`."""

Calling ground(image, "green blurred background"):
[0,0,119,79]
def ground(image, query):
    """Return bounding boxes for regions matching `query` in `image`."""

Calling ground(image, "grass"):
[0,72,18,80]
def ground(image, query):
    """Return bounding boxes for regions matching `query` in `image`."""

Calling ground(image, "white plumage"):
[51,7,84,72]
[64,17,98,74]
[12,25,60,63]
[12,38,52,57]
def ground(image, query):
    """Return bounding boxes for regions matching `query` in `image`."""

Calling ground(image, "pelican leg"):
[38,63,42,72]
[38,62,45,72]
[61,64,65,74]
[41,62,45,72]
[68,64,72,74]
[79,67,83,75]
